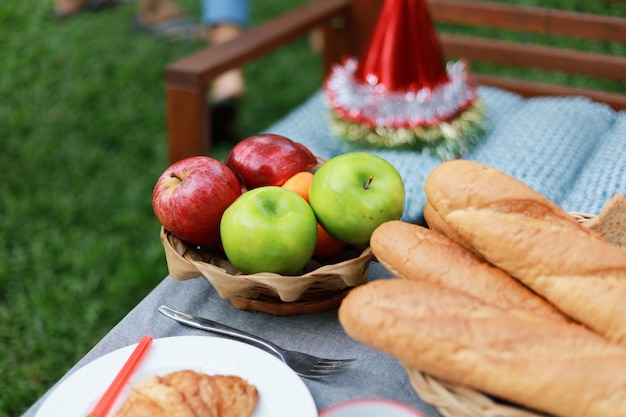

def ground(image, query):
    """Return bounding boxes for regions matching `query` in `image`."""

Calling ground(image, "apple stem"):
[170,172,183,182]
[363,175,374,190]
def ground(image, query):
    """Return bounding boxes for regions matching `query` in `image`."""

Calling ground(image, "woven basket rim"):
[406,368,548,417]
[160,227,373,307]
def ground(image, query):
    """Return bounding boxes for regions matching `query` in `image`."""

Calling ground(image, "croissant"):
[115,370,258,417]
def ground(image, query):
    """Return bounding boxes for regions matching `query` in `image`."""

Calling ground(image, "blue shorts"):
[201,0,250,27]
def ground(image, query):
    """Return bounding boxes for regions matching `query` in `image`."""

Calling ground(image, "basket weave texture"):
[405,369,546,417]
[160,227,373,315]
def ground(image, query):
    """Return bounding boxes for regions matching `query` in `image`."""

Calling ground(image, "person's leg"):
[54,0,88,17]
[201,0,249,28]
[134,0,200,41]
[136,0,186,27]
[200,0,249,101]
[199,0,249,143]
[208,24,246,101]
[53,0,118,19]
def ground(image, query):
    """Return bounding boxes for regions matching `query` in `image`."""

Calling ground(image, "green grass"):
[0,1,320,416]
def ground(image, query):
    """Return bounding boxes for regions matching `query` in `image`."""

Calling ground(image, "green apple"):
[220,186,318,275]
[309,152,405,245]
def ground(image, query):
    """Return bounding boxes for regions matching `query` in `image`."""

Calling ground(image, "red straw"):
[88,335,153,417]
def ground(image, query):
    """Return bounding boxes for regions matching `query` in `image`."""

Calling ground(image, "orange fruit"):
[281,171,314,203]
[282,171,345,258]
[314,222,347,258]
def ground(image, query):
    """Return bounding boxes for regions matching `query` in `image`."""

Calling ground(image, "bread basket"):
[160,227,373,315]
[405,369,546,417]
[400,212,600,417]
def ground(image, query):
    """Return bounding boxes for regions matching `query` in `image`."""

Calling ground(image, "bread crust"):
[338,279,626,417]
[424,160,626,346]
[370,220,566,321]
[423,200,478,258]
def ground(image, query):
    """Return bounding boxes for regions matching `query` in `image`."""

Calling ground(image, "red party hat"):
[354,0,449,93]
[324,0,486,159]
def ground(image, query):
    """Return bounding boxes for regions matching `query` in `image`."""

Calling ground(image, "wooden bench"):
[164,0,626,164]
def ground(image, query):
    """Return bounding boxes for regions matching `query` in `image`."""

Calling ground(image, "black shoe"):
[211,98,241,144]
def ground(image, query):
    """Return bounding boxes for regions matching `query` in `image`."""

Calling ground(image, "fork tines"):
[309,359,355,376]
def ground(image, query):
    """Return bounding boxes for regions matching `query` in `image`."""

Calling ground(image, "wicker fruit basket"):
[160,227,373,315]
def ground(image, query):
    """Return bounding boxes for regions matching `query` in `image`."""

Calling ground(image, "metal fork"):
[158,305,355,378]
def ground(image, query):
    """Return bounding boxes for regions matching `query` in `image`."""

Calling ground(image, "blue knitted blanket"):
[267,86,626,223]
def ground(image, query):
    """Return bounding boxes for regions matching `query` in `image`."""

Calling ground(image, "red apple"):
[152,156,242,247]
[224,134,318,189]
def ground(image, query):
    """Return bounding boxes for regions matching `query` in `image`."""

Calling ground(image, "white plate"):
[36,335,317,417]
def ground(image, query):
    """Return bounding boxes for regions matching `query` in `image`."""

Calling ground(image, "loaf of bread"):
[422,200,474,258]
[370,220,566,321]
[115,370,258,417]
[423,160,626,347]
[583,193,626,248]
[338,278,626,417]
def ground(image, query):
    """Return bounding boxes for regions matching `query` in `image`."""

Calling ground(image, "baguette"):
[423,160,626,346]
[338,278,626,417]
[370,220,566,321]
[422,200,475,258]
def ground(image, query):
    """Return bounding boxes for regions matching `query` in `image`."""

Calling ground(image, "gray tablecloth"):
[22,262,443,417]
